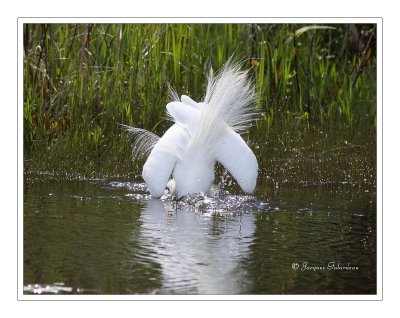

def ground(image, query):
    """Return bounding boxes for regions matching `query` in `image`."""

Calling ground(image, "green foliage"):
[23,23,377,185]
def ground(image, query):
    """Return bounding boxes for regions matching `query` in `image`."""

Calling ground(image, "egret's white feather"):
[215,128,258,193]
[121,124,160,161]
[181,95,202,110]
[143,124,189,197]
[188,59,256,155]
[203,59,257,134]
[172,60,258,197]
[166,101,201,137]
[166,80,180,103]
[123,59,259,198]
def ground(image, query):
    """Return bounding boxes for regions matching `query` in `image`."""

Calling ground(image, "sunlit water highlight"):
[23,179,376,295]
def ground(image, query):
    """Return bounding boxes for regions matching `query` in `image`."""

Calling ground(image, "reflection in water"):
[23,179,376,295]
[137,199,255,294]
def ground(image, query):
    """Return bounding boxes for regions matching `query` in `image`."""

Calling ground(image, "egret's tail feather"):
[120,124,160,161]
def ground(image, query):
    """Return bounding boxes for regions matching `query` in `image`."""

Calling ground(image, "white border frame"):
[17,17,382,301]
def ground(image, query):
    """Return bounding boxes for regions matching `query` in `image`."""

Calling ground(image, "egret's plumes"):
[124,60,258,198]
[204,61,257,134]
[120,125,160,160]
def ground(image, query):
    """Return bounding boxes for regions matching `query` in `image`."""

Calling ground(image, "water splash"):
[161,191,274,215]
[106,180,274,214]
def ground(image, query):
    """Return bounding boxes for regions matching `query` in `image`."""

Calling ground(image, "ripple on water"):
[23,283,100,294]
[108,181,149,192]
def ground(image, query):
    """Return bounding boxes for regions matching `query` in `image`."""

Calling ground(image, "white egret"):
[124,60,258,198]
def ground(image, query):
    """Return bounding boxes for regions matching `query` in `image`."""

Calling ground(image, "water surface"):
[23,178,376,295]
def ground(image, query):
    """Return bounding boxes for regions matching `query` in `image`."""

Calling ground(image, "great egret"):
[124,60,258,198]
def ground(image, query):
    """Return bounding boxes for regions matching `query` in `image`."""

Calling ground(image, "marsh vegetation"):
[23,23,376,193]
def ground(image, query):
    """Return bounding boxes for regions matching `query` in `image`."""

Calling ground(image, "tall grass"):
[23,23,377,187]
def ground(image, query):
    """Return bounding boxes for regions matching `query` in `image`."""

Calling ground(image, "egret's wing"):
[143,124,189,198]
[166,101,200,137]
[181,95,202,110]
[215,128,258,193]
